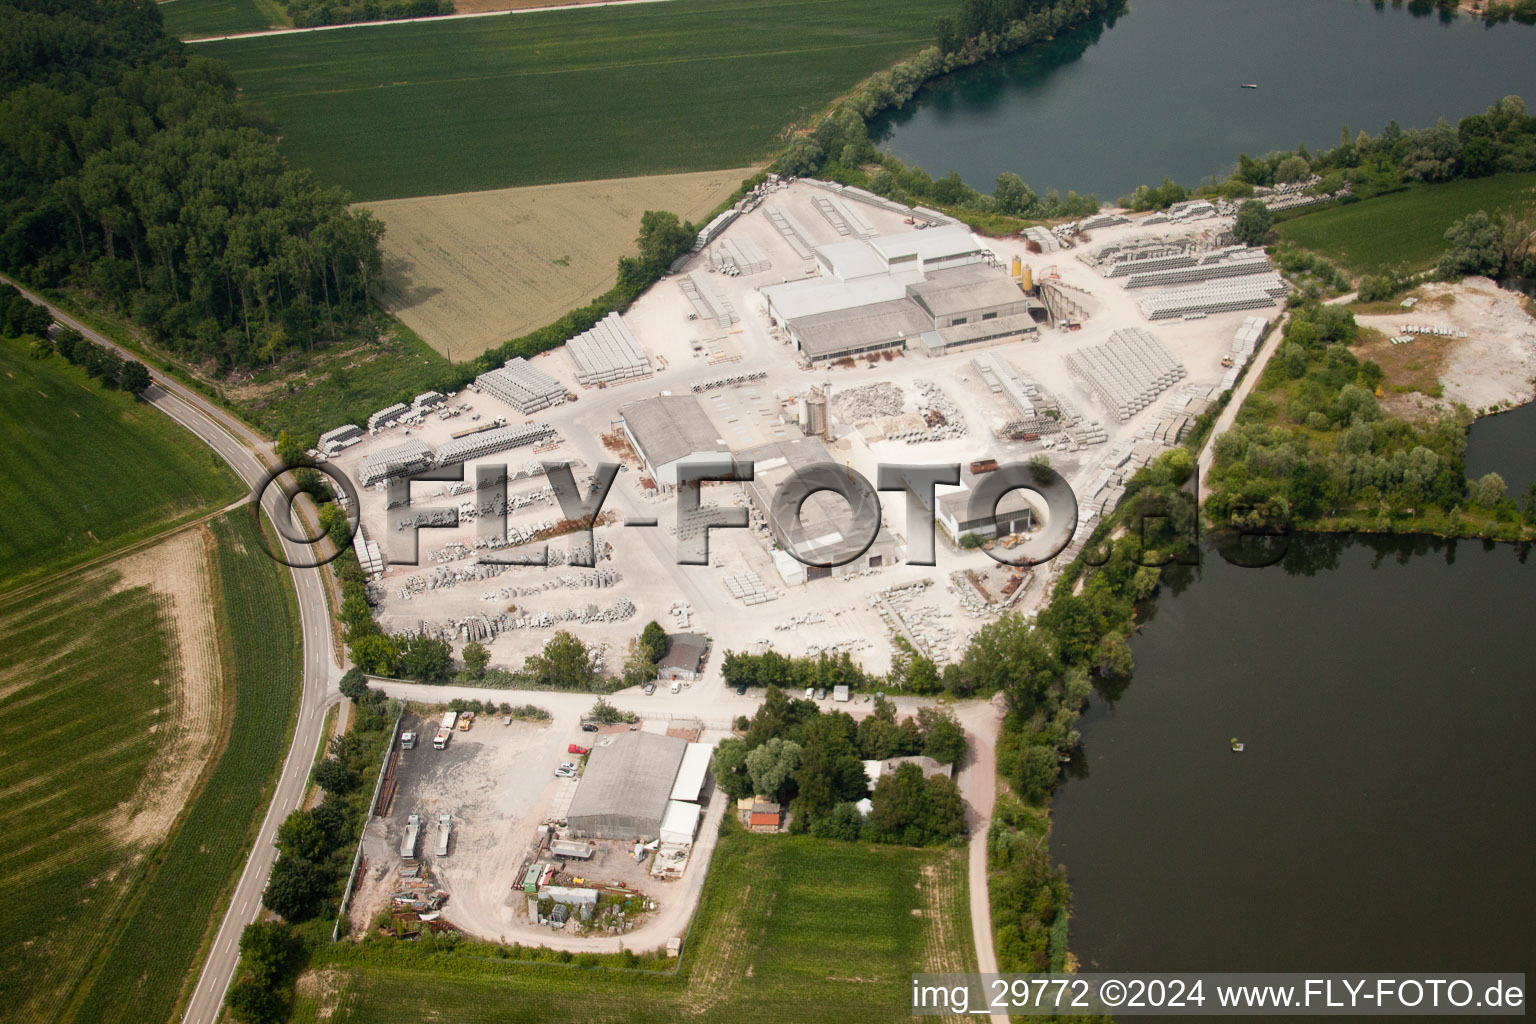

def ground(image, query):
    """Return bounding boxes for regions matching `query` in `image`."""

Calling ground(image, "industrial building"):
[659,633,709,682]
[738,436,900,583]
[760,225,1040,363]
[566,733,715,842]
[475,357,567,414]
[928,463,1039,545]
[618,395,730,487]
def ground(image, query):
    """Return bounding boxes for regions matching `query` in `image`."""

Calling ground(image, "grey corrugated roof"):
[906,265,1028,318]
[567,731,687,832]
[619,395,728,469]
[787,298,931,359]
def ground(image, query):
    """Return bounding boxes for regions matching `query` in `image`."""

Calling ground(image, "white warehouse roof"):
[658,800,702,846]
[867,223,984,268]
[669,741,715,803]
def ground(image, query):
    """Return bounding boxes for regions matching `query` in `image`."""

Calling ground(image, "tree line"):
[3,283,154,392]
[283,0,453,29]
[709,686,969,846]
[0,0,385,374]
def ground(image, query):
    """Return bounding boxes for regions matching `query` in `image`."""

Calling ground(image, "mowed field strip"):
[0,530,221,1023]
[290,827,976,1023]
[366,167,758,358]
[208,0,952,200]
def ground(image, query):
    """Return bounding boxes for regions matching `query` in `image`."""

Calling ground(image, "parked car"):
[554,767,576,778]
[736,684,747,696]
[567,744,589,755]
[400,731,416,749]
[559,762,579,772]
[815,688,827,701]
[581,723,599,732]
[804,687,814,699]
[643,682,656,696]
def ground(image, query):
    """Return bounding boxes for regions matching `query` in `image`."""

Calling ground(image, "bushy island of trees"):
[283,0,453,30]
[709,684,970,846]
[1205,300,1536,540]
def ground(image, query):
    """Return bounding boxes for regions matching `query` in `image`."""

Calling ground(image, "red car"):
[567,744,590,755]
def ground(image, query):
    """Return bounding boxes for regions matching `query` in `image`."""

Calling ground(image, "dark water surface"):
[874,0,1536,198]
[1050,535,1536,976]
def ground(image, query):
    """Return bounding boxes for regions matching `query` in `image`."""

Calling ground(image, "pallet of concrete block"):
[435,423,556,465]
[319,423,363,456]
[413,390,446,413]
[1165,199,1217,222]
[709,238,771,276]
[359,438,435,486]
[1136,274,1286,320]
[764,203,815,260]
[679,272,738,327]
[566,312,652,386]
[1064,327,1186,422]
[475,357,567,414]
[1078,213,1130,231]
[368,402,409,431]
[1230,314,1269,357]
[1021,225,1060,253]
[691,207,739,252]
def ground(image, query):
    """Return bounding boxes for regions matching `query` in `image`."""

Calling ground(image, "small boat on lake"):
[1241,83,1258,89]
[1230,737,1246,752]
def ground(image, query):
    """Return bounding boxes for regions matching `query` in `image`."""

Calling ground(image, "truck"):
[441,711,458,731]
[436,814,452,857]
[457,711,474,731]
[969,459,999,475]
[401,731,416,750]
[433,728,451,750]
[401,814,421,861]
[550,839,596,860]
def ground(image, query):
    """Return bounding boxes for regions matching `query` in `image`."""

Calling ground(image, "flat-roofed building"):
[740,437,899,583]
[618,395,730,488]
[906,264,1033,327]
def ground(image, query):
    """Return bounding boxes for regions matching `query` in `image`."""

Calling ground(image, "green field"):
[0,512,303,1024]
[291,826,975,1022]
[70,512,302,1023]
[160,0,278,39]
[0,336,243,585]
[0,574,176,1023]
[1275,172,1536,276]
[207,0,952,200]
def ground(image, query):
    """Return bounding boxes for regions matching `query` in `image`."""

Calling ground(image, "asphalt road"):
[0,275,345,1024]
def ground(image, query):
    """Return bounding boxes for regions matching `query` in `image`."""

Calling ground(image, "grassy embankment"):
[1274,172,1536,277]
[0,335,243,584]
[160,0,284,39]
[288,824,973,1023]
[207,0,954,201]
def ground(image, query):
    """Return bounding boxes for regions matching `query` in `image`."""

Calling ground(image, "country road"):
[3,273,1008,1018]
[0,274,346,1024]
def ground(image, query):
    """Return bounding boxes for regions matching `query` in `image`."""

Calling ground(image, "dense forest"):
[0,0,384,371]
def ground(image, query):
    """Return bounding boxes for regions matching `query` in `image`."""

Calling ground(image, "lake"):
[873,0,1536,199]
[1049,535,1536,975]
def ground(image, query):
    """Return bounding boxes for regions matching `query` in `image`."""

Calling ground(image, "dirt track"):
[365,168,759,360]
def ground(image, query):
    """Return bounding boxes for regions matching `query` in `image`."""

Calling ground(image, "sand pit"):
[364,168,759,360]
[1353,276,1536,417]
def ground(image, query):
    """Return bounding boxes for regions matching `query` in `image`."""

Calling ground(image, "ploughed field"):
[289,826,976,1023]
[206,0,952,200]
[365,168,759,359]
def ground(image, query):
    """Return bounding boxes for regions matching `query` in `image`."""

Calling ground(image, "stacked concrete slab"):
[971,352,1039,420]
[680,272,737,327]
[1122,247,1272,289]
[435,423,555,465]
[1066,327,1186,421]
[359,438,434,486]
[566,312,652,386]
[709,238,771,275]
[1136,274,1287,320]
[476,357,566,413]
